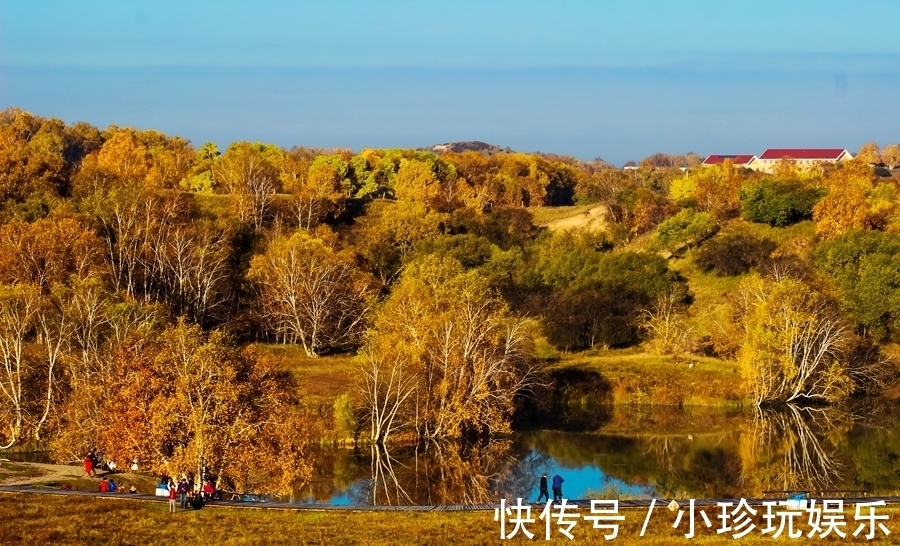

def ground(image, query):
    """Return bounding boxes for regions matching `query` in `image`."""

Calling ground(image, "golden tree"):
[856,141,881,165]
[360,255,540,442]
[96,321,311,494]
[882,144,900,169]
[813,160,898,239]
[248,229,374,356]
[736,273,853,405]
[0,284,41,448]
[213,142,282,229]
[283,153,349,229]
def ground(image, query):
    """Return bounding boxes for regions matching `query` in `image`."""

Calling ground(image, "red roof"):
[702,154,755,165]
[758,148,848,160]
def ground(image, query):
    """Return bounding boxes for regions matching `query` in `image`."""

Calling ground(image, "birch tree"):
[736,273,854,405]
[248,230,374,356]
[0,284,40,448]
[214,142,281,229]
[360,255,541,441]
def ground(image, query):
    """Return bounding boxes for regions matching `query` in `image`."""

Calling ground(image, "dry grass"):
[529,204,597,226]
[257,344,358,409]
[1,493,896,545]
[0,463,44,480]
[552,350,745,407]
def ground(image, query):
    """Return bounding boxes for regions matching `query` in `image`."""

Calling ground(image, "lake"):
[295,403,900,505]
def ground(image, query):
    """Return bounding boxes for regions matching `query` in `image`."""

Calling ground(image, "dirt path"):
[0,461,86,486]
[544,204,608,231]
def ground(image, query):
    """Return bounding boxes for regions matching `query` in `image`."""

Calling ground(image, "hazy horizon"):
[3,1,899,165]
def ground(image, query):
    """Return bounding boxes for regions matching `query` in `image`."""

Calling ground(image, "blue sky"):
[2,1,899,164]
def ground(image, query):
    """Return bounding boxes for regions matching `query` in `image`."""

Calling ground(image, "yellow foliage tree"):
[813,161,898,238]
[360,255,540,442]
[736,273,853,405]
[248,229,374,356]
[96,321,310,494]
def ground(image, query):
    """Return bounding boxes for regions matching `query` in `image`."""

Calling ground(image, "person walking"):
[168,482,177,513]
[536,473,550,503]
[177,478,189,509]
[552,474,565,503]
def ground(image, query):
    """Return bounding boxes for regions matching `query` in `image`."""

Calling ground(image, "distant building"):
[748,148,853,173]
[701,154,757,168]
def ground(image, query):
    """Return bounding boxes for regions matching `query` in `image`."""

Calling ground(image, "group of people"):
[98,476,136,494]
[85,450,140,494]
[536,473,565,503]
[166,475,217,513]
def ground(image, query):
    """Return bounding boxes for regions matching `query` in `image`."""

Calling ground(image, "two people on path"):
[536,473,565,503]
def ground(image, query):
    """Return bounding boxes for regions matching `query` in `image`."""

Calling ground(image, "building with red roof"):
[748,148,853,172]
[701,154,756,167]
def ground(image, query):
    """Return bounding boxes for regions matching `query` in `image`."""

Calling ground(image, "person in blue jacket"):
[552,474,564,502]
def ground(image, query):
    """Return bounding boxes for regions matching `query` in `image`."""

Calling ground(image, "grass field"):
[257,344,358,409]
[550,350,746,407]
[1,493,895,545]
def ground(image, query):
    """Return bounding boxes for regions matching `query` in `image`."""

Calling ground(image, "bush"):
[332,394,358,440]
[740,179,824,226]
[694,233,777,276]
[652,209,718,256]
[816,230,900,341]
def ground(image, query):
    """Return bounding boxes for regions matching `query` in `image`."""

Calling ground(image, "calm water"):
[8,404,900,506]
[296,403,900,505]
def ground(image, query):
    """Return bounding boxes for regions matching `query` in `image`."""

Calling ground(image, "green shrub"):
[816,230,900,341]
[694,232,777,276]
[332,394,358,440]
[652,209,718,255]
[740,179,824,226]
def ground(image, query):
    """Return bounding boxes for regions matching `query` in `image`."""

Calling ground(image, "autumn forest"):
[1,107,899,494]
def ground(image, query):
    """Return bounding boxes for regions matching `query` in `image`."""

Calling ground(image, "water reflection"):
[295,403,900,505]
[740,405,849,495]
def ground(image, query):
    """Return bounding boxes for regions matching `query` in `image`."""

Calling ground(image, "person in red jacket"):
[201,480,215,501]
[168,482,177,513]
[99,477,108,492]
[84,455,94,477]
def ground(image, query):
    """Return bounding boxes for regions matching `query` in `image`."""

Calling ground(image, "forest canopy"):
[0,109,898,489]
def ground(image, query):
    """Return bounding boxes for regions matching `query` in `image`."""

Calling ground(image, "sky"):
[1,0,899,164]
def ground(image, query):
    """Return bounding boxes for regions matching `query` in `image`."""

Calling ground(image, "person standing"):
[536,473,550,503]
[84,454,94,478]
[168,482,177,513]
[552,474,564,502]
[177,478,189,509]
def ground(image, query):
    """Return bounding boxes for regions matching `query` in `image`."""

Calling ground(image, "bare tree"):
[736,273,856,405]
[359,349,416,444]
[641,289,693,355]
[0,284,40,448]
[249,231,373,356]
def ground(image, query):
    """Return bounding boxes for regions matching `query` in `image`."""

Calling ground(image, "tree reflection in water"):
[361,439,542,506]
[741,405,852,495]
